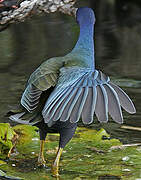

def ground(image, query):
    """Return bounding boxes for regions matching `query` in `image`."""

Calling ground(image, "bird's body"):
[9,7,136,176]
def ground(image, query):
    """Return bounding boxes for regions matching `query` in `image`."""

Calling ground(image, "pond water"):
[0,0,141,179]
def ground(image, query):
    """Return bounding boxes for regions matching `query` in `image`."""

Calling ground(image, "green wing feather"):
[9,57,64,125]
[21,57,64,112]
[28,57,64,90]
[9,55,83,124]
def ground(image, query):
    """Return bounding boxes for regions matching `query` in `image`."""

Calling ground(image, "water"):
[0,1,141,143]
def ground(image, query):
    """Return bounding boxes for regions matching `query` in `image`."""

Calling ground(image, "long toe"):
[51,164,60,177]
[38,157,46,167]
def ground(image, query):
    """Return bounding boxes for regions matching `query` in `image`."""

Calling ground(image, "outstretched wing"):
[42,67,136,124]
[21,57,64,112]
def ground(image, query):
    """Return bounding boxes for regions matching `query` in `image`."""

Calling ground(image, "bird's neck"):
[72,23,95,69]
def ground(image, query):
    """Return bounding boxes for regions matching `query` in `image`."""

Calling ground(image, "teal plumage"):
[10,7,136,129]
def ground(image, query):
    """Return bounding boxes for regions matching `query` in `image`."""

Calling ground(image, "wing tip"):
[9,112,29,124]
[82,116,94,125]
[128,103,136,114]
[109,82,136,115]
[129,110,136,114]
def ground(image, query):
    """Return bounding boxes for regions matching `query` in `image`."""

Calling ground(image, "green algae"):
[0,123,16,158]
[0,169,23,180]
[13,125,38,146]
[74,128,122,150]
[0,124,141,180]
[0,160,6,165]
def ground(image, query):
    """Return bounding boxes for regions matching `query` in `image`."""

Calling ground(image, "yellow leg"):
[38,140,46,166]
[8,146,13,158]
[8,134,19,158]
[52,147,63,177]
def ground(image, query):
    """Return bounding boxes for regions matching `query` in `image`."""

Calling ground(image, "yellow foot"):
[7,146,13,158]
[38,157,46,167]
[51,164,59,177]
[7,151,11,158]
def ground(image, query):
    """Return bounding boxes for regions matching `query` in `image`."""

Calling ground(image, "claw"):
[8,148,13,158]
[38,156,46,166]
[38,140,46,166]
[51,148,63,177]
[52,165,59,177]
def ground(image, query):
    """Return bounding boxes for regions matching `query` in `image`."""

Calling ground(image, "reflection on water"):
[0,0,141,144]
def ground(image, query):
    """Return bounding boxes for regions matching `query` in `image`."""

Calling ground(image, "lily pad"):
[74,127,122,150]
[12,124,39,145]
[12,124,39,155]
[0,123,17,158]
[0,169,22,180]
[0,160,6,165]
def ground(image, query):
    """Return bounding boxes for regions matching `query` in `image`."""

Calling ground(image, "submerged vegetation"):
[0,123,141,179]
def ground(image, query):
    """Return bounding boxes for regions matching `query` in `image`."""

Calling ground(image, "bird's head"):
[76,7,96,26]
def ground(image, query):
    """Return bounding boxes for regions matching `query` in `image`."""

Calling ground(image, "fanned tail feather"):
[82,87,97,124]
[60,88,82,121]
[47,87,72,118]
[109,82,136,114]
[95,85,108,123]
[104,84,123,123]
[41,68,136,125]
[43,73,87,113]
[50,88,79,122]
[70,87,89,123]
[42,73,88,122]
